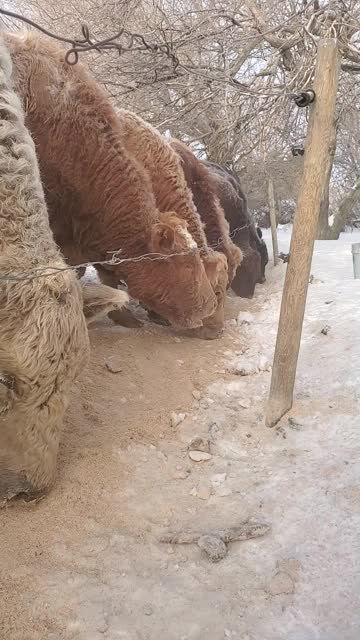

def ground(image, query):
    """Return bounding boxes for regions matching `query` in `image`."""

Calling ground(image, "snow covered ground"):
[2,229,360,640]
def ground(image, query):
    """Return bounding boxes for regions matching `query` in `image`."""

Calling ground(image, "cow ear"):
[150,223,175,254]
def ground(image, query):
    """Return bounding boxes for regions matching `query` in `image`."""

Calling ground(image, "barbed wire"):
[0,8,180,67]
[0,223,255,282]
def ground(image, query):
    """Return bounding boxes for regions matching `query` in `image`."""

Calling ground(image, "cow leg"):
[95,265,144,328]
[144,307,170,326]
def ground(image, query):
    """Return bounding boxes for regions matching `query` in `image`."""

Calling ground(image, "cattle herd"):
[0,32,268,506]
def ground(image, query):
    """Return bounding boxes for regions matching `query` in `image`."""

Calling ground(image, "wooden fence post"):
[266,39,339,428]
[268,177,279,265]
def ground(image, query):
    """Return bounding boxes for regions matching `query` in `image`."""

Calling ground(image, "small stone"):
[230,358,257,376]
[197,535,227,562]
[197,484,212,500]
[105,357,123,374]
[321,325,331,335]
[144,607,153,616]
[189,450,212,462]
[269,571,294,595]
[192,389,201,401]
[225,631,232,639]
[190,487,197,496]
[97,620,109,634]
[237,311,255,325]
[238,399,251,409]
[174,337,181,343]
[189,436,210,453]
[171,412,186,428]
[177,359,185,365]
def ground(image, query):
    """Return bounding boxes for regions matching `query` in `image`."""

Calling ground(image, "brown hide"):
[5,32,217,330]
[115,110,229,337]
[169,139,243,287]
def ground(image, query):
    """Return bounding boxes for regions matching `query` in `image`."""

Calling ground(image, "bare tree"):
[6,0,360,236]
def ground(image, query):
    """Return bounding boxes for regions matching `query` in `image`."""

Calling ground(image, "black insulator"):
[291,89,315,108]
[291,146,305,157]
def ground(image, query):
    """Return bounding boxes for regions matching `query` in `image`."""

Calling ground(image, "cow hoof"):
[108,308,144,328]
[0,471,47,508]
[146,310,170,326]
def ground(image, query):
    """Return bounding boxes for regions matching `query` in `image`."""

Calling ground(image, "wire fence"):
[0,223,255,282]
[0,8,266,285]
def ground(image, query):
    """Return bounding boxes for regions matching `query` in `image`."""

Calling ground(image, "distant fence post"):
[266,39,340,428]
[352,243,360,279]
[268,177,279,265]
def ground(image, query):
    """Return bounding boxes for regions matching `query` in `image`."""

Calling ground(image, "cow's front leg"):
[95,266,144,328]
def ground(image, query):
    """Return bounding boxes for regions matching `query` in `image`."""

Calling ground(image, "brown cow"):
[5,32,218,332]
[204,162,268,298]
[169,139,242,286]
[115,109,229,338]
[208,163,269,284]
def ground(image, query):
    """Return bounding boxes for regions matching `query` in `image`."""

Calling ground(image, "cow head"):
[231,247,261,298]
[192,251,229,339]
[0,363,60,505]
[124,212,217,329]
[0,268,89,507]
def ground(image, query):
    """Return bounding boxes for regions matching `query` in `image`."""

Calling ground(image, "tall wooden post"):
[266,39,339,428]
[268,177,279,265]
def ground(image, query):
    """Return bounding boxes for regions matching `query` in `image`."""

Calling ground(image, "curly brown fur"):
[5,32,217,330]
[0,35,90,505]
[169,139,242,287]
[115,111,229,336]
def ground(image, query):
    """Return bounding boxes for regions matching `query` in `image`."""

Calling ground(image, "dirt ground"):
[1,234,360,639]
